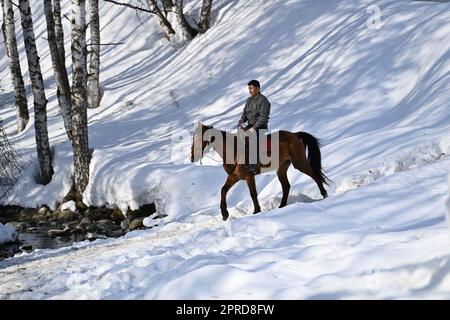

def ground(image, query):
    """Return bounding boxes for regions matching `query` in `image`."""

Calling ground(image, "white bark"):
[161,0,172,16]
[19,0,54,184]
[146,0,175,40]
[71,0,90,196]
[174,0,197,40]
[44,0,72,140]
[87,0,100,109]
[1,0,29,132]
[53,0,66,70]
[198,0,212,33]
[53,0,72,135]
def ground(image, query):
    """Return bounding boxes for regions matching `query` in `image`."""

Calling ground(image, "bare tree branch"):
[8,0,20,9]
[0,119,23,200]
[104,0,155,14]
[86,42,125,46]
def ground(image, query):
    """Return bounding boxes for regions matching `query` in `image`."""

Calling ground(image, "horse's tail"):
[294,132,331,186]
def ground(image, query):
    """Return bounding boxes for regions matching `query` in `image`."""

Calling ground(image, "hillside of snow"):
[0,0,450,299]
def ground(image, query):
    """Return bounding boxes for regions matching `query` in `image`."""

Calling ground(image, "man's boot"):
[246,163,257,174]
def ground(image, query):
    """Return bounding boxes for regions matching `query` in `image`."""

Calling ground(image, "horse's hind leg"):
[277,159,291,208]
[221,174,240,221]
[245,174,261,214]
[291,149,328,199]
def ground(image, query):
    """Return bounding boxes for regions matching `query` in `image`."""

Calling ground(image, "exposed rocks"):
[20,207,37,218]
[96,219,119,233]
[127,204,156,220]
[38,205,50,216]
[85,207,113,221]
[48,227,71,238]
[120,219,129,230]
[55,210,76,223]
[129,218,144,231]
[0,202,159,259]
[75,201,88,212]
[78,217,91,228]
[111,208,125,222]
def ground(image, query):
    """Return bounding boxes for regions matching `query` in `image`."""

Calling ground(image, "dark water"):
[18,229,79,250]
[0,204,155,259]
[0,226,93,259]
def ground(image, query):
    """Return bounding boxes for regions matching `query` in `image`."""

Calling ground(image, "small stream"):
[0,203,156,260]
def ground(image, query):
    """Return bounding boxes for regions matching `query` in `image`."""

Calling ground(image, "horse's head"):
[190,122,214,163]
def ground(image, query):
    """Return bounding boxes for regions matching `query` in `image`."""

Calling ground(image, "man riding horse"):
[237,80,271,174]
[191,80,329,220]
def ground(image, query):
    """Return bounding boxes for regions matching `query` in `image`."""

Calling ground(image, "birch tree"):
[161,0,172,16]
[53,0,72,134]
[44,0,72,140]
[53,0,67,72]
[87,0,100,109]
[1,0,29,133]
[105,0,214,41]
[174,0,197,40]
[71,0,90,196]
[146,0,175,40]
[19,0,54,184]
[198,0,213,33]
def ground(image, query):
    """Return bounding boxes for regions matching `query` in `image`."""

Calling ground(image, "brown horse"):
[190,122,330,221]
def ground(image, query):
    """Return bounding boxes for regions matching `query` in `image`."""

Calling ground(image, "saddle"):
[239,132,272,153]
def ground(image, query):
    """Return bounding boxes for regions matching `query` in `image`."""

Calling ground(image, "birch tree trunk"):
[87,0,100,109]
[71,0,90,196]
[161,0,172,16]
[53,0,67,73]
[53,0,72,129]
[146,0,175,40]
[198,0,212,33]
[44,0,72,141]
[19,0,54,184]
[1,0,29,133]
[174,0,197,40]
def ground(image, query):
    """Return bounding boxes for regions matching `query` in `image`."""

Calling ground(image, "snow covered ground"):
[1,0,450,299]
[0,223,15,244]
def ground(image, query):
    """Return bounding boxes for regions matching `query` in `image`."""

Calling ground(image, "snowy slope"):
[0,0,450,299]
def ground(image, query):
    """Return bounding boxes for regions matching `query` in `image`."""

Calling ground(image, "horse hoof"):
[222,211,229,221]
[253,209,261,215]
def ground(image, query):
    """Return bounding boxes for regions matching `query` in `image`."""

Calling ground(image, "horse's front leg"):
[220,174,240,221]
[245,174,261,214]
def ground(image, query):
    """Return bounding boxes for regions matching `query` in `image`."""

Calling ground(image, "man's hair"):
[247,80,260,88]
